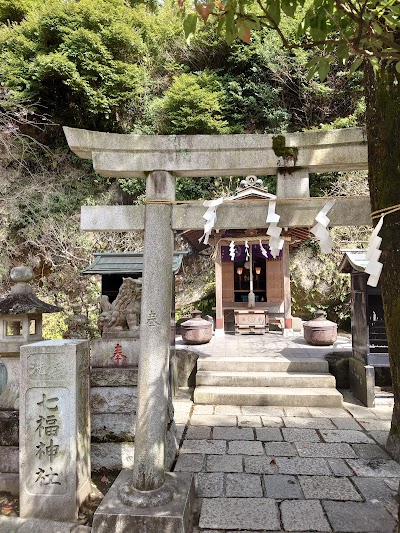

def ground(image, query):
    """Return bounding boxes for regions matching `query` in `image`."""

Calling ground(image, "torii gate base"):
[92,470,194,533]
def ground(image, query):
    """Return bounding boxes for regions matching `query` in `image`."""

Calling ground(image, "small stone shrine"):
[0,266,61,494]
[82,252,186,471]
[340,250,390,406]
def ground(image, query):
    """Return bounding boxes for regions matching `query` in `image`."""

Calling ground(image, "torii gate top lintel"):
[63,126,368,178]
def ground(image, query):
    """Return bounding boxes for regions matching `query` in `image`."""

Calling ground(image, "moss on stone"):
[272,134,299,164]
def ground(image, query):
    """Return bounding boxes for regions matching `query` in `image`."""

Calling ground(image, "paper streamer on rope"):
[266,199,284,258]
[198,197,224,245]
[310,199,336,253]
[365,215,385,287]
[229,240,236,261]
[245,240,250,260]
[259,240,269,259]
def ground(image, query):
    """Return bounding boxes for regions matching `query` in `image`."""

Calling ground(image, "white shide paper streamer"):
[245,240,250,260]
[310,199,336,253]
[365,215,385,287]
[266,198,284,258]
[198,198,224,245]
[229,240,236,261]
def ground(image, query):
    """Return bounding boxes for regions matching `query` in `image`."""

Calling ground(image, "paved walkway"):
[173,394,397,533]
[176,331,352,360]
[174,332,397,533]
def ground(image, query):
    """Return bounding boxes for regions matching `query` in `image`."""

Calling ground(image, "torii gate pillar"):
[92,171,195,532]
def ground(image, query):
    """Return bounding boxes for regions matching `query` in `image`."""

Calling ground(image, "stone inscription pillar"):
[131,171,175,492]
[19,340,91,522]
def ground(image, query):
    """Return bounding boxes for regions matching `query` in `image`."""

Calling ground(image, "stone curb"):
[0,516,91,532]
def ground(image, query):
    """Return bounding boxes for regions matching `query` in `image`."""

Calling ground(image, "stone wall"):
[0,338,180,494]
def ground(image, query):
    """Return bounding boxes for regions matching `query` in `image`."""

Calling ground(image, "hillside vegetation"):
[0,0,368,336]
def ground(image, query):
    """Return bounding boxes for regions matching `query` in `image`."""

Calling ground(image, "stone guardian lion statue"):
[98,277,142,336]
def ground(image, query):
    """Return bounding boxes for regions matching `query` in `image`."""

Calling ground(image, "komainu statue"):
[98,277,142,337]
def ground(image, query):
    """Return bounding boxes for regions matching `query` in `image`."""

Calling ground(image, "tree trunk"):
[364,60,400,461]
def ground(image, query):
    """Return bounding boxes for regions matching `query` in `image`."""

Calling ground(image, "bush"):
[155,71,229,134]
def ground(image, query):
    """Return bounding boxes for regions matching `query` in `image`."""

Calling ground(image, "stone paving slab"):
[243,406,285,417]
[193,405,214,415]
[351,443,390,459]
[308,407,352,418]
[255,428,283,442]
[369,430,390,445]
[276,457,331,476]
[213,427,254,441]
[298,475,362,501]
[199,498,280,531]
[330,417,362,430]
[352,477,397,503]
[196,472,224,497]
[320,430,374,443]
[244,456,277,474]
[206,454,243,473]
[283,407,311,417]
[327,458,355,477]
[225,474,263,497]
[237,415,262,427]
[191,415,238,427]
[283,417,335,429]
[295,442,357,458]
[181,439,226,455]
[175,453,205,472]
[358,420,392,432]
[186,426,212,440]
[228,440,264,455]
[264,474,303,499]
[281,428,321,442]
[259,416,284,427]
[280,500,331,532]
[322,501,397,532]
[346,459,400,477]
[264,442,298,457]
[214,405,242,415]
[344,405,379,420]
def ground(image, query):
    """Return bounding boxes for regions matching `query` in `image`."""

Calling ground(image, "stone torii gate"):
[64,126,370,532]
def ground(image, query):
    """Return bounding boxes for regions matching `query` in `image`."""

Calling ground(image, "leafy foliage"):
[155,70,229,134]
[181,0,400,77]
[0,0,153,131]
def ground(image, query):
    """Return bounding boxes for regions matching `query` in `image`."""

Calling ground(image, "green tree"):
[182,0,400,460]
[155,70,229,133]
[0,0,153,132]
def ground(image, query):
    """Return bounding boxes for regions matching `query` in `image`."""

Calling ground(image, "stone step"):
[196,370,336,388]
[197,357,329,374]
[194,386,343,407]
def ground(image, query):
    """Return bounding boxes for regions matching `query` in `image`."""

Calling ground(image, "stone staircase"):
[194,356,343,407]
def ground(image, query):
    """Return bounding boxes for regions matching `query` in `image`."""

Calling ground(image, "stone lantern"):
[0,266,62,409]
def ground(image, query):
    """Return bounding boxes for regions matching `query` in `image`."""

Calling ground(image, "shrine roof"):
[81,252,189,276]
[339,249,368,273]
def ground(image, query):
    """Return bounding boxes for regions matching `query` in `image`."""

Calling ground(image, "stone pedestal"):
[349,358,375,407]
[92,470,194,533]
[19,340,91,521]
[90,337,139,367]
